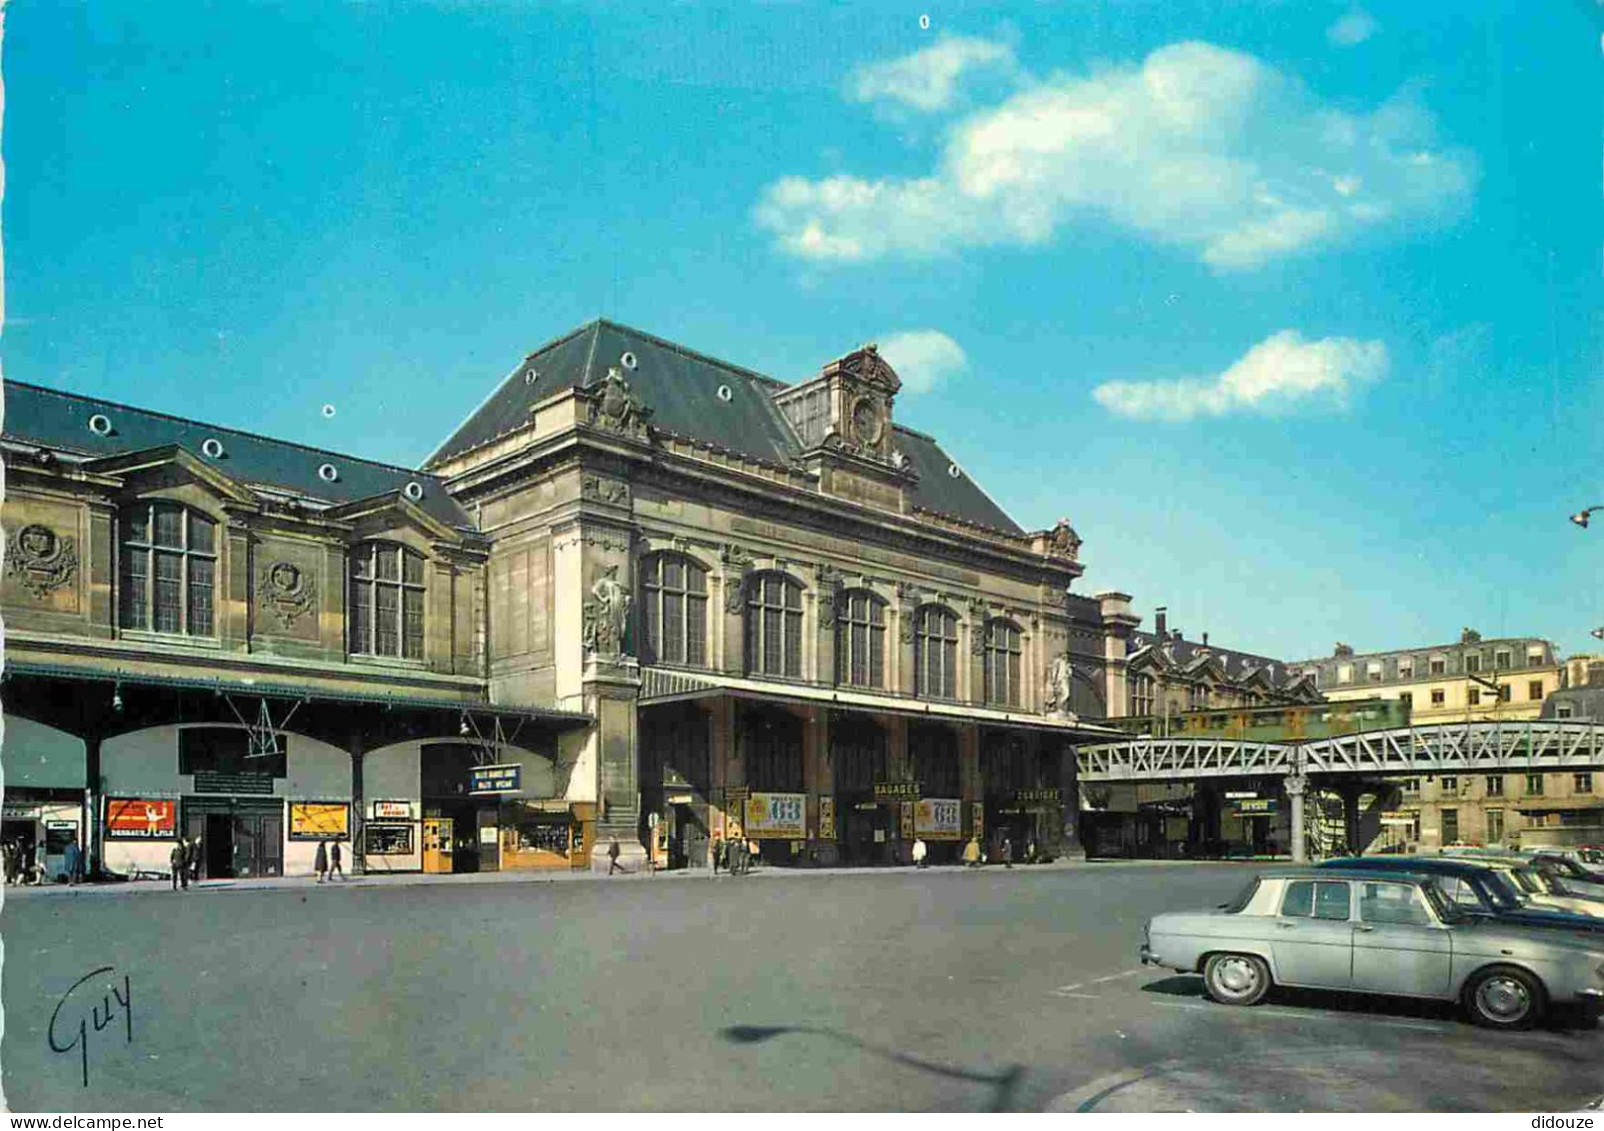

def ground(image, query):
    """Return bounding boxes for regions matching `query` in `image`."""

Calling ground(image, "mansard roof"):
[2,379,473,529]
[426,319,1024,535]
[1129,629,1302,693]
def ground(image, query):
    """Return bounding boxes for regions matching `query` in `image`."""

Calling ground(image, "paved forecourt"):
[2,863,1600,1112]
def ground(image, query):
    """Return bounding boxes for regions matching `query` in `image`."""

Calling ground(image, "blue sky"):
[6,2,1604,664]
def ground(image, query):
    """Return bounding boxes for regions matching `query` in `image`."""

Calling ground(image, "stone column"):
[1057,738,1081,859]
[959,723,981,840]
[350,729,367,875]
[84,735,104,878]
[1286,774,1308,863]
[585,654,646,873]
[804,706,835,865]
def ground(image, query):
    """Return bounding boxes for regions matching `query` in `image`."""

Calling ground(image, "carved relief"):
[584,367,653,440]
[899,613,915,645]
[720,544,753,614]
[581,474,631,506]
[7,524,79,600]
[1044,653,1077,721]
[256,560,318,630]
[1049,518,1081,561]
[582,564,633,658]
[817,564,843,629]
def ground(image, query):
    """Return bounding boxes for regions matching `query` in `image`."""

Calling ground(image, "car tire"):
[1463,965,1546,1030]
[1202,952,1272,1007]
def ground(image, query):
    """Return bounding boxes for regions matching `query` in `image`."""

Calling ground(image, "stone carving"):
[895,581,920,602]
[1049,518,1081,560]
[257,560,318,630]
[899,613,915,645]
[816,564,842,628]
[7,524,79,599]
[824,342,903,395]
[1044,653,1078,721]
[581,474,631,506]
[586,367,653,440]
[582,564,633,657]
[721,544,753,613]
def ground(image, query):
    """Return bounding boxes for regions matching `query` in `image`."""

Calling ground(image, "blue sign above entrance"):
[469,763,522,794]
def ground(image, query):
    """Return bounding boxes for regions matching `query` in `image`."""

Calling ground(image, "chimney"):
[1589,661,1604,689]
[1202,632,1210,647]
[1172,628,1182,643]
[1155,607,1168,639]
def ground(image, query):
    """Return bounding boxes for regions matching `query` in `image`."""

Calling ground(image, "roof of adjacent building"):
[2,379,473,528]
[1289,636,1557,668]
[1542,686,1604,720]
[427,319,1024,534]
[1129,629,1298,688]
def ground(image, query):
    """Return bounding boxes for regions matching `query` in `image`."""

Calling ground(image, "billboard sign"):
[105,799,176,840]
[915,798,963,840]
[469,763,522,794]
[289,802,350,841]
[745,792,806,839]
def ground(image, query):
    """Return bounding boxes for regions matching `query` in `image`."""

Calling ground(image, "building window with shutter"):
[640,553,709,668]
[350,542,425,660]
[119,501,218,638]
[745,572,804,679]
[837,589,887,689]
[915,604,960,700]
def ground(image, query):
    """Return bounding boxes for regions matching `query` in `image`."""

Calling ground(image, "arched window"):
[745,572,804,679]
[914,604,959,699]
[120,501,217,637]
[983,618,1023,707]
[837,589,887,689]
[350,542,425,659]
[640,553,709,667]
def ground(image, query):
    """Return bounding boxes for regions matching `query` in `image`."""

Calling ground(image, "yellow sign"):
[971,802,985,840]
[289,802,350,841]
[899,801,915,839]
[818,797,836,840]
[915,798,963,840]
[745,792,806,839]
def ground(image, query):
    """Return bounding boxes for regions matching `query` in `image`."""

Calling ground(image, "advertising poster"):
[469,763,522,794]
[914,798,963,840]
[105,798,177,839]
[745,792,806,839]
[971,802,985,840]
[289,801,350,841]
[373,800,412,819]
[818,796,836,840]
[899,801,915,839]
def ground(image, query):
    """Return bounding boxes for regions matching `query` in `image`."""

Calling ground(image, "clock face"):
[852,398,883,446]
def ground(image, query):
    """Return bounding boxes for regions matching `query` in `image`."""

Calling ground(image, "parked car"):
[1529,853,1604,894]
[1316,857,1604,935]
[1140,868,1604,1029]
[1453,854,1604,913]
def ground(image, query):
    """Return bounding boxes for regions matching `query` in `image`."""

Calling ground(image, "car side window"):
[1359,882,1432,926]
[1281,881,1350,920]
[1440,877,1483,908]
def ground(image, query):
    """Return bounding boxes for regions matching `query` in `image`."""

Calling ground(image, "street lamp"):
[1571,506,1604,528]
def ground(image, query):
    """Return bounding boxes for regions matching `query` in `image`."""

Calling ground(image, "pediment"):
[85,444,259,506]
[322,491,466,547]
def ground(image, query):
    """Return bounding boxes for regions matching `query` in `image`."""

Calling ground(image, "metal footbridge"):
[1077,719,1604,782]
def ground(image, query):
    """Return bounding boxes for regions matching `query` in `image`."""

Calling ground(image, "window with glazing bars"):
[641,553,708,667]
[745,573,803,678]
[350,542,425,659]
[119,502,217,637]
[983,619,1022,707]
[915,605,959,699]
[837,589,886,688]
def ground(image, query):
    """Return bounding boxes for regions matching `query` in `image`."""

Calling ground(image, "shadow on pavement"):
[721,1023,1026,1111]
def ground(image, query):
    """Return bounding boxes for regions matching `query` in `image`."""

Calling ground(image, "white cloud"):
[756,40,1473,270]
[875,329,968,395]
[1327,10,1378,47]
[847,35,1017,113]
[1091,330,1388,421]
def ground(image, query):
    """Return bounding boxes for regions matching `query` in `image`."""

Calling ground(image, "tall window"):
[1130,674,1156,716]
[640,553,708,667]
[836,589,886,689]
[120,501,217,637]
[983,619,1022,707]
[350,542,425,659]
[915,605,960,700]
[746,572,803,679]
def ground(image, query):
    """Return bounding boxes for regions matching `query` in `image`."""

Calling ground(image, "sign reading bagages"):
[469,763,522,794]
[744,792,806,839]
[105,798,177,839]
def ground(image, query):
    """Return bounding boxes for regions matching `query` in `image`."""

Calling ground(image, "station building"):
[2,320,1143,878]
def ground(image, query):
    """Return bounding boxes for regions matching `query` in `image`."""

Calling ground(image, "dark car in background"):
[1317,857,1604,935]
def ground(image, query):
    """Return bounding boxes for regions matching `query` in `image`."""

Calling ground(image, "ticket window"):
[422,818,454,874]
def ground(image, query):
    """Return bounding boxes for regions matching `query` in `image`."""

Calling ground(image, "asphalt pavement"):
[3,862,1601,1112]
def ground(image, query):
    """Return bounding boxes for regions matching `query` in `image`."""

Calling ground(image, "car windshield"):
[1516,867,1557,895]
[1475,871,1522,910]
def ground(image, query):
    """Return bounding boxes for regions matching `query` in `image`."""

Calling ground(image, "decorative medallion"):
[257,560,318,630]
[6,524,78,599]
[587,367,653,440]
[1048,518,1082,561]
[851,397,884,447]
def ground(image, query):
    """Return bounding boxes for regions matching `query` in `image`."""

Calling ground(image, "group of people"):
[4,839,49,885]
[712,836,760,875]
[169,836,203,889]
[312,839,345,882]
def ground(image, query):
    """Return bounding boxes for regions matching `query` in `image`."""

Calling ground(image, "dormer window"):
[119,502,217,637]
[351,542,425,659]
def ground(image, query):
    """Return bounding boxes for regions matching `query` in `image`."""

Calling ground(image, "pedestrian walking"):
[1026,838,1038,865]
[64,836,82,886]
[962,837,981,868]
[170,838,190,890]
[34,841,48,885]
[730,838,746,876]
[912,837,928,869]
[747,839,761,872]
[999,835,1014,869]
[329,840,345,882]
[189,837,202,883]
[712,836,724,875]
[3,842,15,886]
[607,835,622,875]
[314,839,328,883]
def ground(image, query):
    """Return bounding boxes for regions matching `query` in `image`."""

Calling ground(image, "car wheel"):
[1202,952,1272,1006]
[1463,965,1546,1030]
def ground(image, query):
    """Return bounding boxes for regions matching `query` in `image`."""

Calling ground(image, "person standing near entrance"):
[962,836,981,868]
[170,838,189,891]
[607,835,622,875]
[314,839,329,883]
[999,835,1014,869]
[189,837,202,884]
[912,838,928,869]
[712,835,724,875]
[329,840,345,882]
[64,835,83,887]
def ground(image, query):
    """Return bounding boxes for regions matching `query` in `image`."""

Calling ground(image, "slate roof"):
[1542,687,1604,721]
[1129,630,1297,689]
[3,379,473,529]
[428,319,1024,535]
